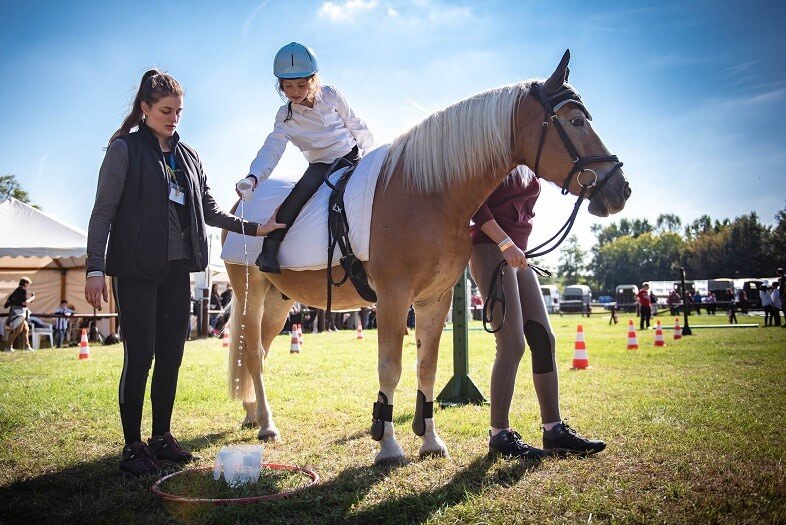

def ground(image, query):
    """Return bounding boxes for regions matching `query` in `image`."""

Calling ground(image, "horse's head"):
[517,50,631,217]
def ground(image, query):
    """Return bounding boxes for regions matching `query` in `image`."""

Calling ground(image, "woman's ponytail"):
[108,69,184,145]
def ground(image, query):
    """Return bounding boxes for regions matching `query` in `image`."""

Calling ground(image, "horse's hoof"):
[257,428,280,442]
[374,452,407,466]
[241,420,259,429]
[418,447,449,459]
[374,439,406,465]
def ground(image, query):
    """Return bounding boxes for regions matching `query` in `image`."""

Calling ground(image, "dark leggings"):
[640,306,651,330]
[266,146,360,243]
[113,259,191,445]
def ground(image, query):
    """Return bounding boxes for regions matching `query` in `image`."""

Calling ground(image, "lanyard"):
[165,151,178,182]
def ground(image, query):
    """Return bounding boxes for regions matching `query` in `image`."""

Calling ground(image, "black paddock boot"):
[543,422,606,456]
[489,430,550,460]
[256,239,282,274]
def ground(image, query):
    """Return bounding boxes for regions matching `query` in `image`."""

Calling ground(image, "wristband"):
[87,271,104,278]
[497,237,515,252]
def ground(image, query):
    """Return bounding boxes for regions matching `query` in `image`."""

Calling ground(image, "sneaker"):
[119,441,161,477]
[543,422,606,456]
[1,346,14,352]
[22,346,35,352]
[488,429,549,459]
[148,432,194,463]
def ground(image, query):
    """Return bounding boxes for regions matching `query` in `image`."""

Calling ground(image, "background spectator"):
[53,299,73,347]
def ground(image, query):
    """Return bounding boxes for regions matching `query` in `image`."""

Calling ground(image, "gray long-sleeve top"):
[87,139,258,274]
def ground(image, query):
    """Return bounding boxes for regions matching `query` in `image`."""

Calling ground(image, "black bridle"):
[482,82,624,333]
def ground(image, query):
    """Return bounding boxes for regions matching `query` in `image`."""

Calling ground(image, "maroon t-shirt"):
[637,289,651,308]
[471,176,540,248]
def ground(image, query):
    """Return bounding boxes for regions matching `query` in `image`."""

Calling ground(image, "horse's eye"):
[571,117,585,127]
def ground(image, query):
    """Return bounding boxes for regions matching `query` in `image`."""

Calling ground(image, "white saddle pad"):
[221,144,389,271]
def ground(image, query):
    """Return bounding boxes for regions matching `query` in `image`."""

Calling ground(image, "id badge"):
[169,181,186,205]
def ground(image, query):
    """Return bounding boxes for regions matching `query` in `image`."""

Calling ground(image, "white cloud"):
[242,1,270,40]
[319,0,379,21]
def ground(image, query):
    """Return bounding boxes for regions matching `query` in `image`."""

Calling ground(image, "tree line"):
[549,205,786,295]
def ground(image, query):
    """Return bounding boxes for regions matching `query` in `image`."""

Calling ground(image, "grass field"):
[1,312,784,524]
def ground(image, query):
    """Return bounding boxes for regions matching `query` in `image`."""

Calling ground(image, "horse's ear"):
[544,49,571,95]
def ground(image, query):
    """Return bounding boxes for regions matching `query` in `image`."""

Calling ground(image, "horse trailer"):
[615,284,639,312]
[560,285,592,313]
[540,285,561,313]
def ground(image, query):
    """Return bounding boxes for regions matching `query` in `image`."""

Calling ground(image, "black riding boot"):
[256,238,282,274]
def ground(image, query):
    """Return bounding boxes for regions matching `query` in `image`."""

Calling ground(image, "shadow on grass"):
[1,434,541,524]
[349,455,540,524]
[0,431,235,523]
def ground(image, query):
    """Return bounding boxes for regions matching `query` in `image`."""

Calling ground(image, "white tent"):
[0,198,111,322]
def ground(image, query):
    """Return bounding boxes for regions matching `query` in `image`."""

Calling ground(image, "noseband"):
[531,82,623,199]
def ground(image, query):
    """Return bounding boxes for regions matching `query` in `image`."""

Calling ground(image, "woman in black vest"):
[85,70,284,477]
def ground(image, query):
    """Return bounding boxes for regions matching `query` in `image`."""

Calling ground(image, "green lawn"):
[1,312,784,524]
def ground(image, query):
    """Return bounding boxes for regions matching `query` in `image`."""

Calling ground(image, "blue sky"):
[1,0,784,265]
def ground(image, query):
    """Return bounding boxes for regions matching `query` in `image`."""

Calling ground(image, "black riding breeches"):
[113,259,191,445]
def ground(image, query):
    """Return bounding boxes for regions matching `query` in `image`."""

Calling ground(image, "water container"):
[213,445,263,487]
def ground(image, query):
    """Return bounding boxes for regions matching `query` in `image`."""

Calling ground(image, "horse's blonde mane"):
[380,81,534,194]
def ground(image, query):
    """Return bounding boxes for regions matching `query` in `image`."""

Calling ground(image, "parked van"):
[560,285,592,313]
[540,285,561,313]
[615,284,638,312]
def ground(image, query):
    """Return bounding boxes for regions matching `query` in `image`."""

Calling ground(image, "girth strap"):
[324,158,378,316]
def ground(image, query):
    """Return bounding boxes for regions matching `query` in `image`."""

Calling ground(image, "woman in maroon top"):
[469,166,605,458]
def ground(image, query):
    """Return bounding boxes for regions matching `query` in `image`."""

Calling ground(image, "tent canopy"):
[0,198,87,268]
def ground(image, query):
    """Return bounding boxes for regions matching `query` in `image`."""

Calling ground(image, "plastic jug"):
[213,445,263,487]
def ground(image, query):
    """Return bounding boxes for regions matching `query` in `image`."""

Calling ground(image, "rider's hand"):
[235,176,257,200]
[85,276,108,311]
[502,245,527,268]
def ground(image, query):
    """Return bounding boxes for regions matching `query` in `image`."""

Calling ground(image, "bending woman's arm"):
[197,154,286,236]
[473,203,528,268]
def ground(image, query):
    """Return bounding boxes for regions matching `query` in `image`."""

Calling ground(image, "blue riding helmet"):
[273,42,319,79]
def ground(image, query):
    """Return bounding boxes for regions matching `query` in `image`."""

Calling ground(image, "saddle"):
[323,158,377,315]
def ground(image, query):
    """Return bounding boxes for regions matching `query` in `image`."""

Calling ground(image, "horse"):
[222,50,631,464]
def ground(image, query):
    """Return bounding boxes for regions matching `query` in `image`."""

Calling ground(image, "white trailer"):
[540,285,561,313]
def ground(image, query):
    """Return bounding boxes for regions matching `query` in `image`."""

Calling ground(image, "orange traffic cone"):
[78,328,90,359]
[290,330,300,354]
[673,317,682,340]
[654,320,666,347]
[297,323,304,345]
[222,327,230,348]
[627,319,639,350]
[356,322,364,340]
[571,323,590,369]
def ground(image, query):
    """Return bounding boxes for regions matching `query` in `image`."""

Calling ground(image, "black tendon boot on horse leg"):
[371,392,393,441]
[412,390,432,437]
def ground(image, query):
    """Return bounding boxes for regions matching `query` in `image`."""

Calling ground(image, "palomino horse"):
[224,50,631,463]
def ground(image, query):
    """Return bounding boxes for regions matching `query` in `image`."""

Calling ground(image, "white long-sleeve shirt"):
[248,85,375,181]
[761,289,772,307]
